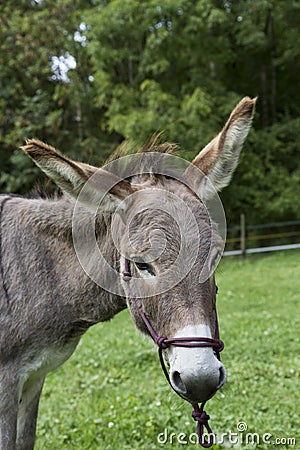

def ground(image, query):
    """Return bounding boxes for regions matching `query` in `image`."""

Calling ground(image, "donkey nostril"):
[172,371,187,394]
[217,366,226,390]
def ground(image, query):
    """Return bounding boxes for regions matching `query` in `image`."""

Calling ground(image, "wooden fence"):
[224,216,300,256]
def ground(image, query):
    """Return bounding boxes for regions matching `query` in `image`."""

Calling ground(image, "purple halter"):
[122,258,224,448]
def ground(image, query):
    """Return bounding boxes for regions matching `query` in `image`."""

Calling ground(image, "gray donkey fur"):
[0,97,256,449]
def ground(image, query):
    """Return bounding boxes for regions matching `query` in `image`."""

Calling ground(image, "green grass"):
[36,251,300,449]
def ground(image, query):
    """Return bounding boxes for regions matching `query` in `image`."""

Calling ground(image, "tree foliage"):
[0,0,299,224]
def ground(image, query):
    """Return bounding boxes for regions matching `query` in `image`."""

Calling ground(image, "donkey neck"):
[1,195,127,326]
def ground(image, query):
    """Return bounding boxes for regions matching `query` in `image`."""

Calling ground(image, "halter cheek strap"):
[122,258,224,448]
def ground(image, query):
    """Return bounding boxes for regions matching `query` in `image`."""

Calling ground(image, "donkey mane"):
[105,133,178,163]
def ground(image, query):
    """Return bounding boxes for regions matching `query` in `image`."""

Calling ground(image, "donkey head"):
[22,97,256,404]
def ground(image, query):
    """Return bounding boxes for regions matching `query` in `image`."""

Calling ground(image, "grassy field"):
[36,251,299,449]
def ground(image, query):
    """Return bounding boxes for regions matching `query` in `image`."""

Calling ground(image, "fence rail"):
[223,215,300,256]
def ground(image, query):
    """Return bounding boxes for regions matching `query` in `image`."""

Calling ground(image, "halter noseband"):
[122,258,224,448]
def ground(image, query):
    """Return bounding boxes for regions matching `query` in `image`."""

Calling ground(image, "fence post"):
[240,213,246,257]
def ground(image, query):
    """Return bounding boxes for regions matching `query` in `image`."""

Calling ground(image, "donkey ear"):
[21,139,134,212]
[191,97,256,199]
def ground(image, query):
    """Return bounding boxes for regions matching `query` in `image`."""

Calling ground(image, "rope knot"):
[122,271,131,282]
[191,403,214,448]
[192,409,210,424]
[156,336,169,349]
[216,339,224,353]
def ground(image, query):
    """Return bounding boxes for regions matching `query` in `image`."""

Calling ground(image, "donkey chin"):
[167,325,226,403]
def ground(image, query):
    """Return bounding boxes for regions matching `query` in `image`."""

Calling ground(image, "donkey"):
[0,97,256,449]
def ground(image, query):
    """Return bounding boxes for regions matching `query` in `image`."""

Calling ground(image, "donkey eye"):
[135,261,155,276]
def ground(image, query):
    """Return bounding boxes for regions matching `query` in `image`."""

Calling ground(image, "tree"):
[0,0,103,193]
[0,0,299,224]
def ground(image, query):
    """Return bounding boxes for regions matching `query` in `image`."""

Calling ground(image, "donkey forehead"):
[121,181,222,257]
[126,179,209,221]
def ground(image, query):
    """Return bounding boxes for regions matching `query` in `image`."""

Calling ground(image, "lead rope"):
[122,259,224,448]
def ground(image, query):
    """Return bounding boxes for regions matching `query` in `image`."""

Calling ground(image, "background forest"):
[0,0,299,226]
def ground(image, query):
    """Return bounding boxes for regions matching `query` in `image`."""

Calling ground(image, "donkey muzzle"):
[168,326,226,403]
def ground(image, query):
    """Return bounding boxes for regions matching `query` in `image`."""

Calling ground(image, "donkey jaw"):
[167,324,226,403]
